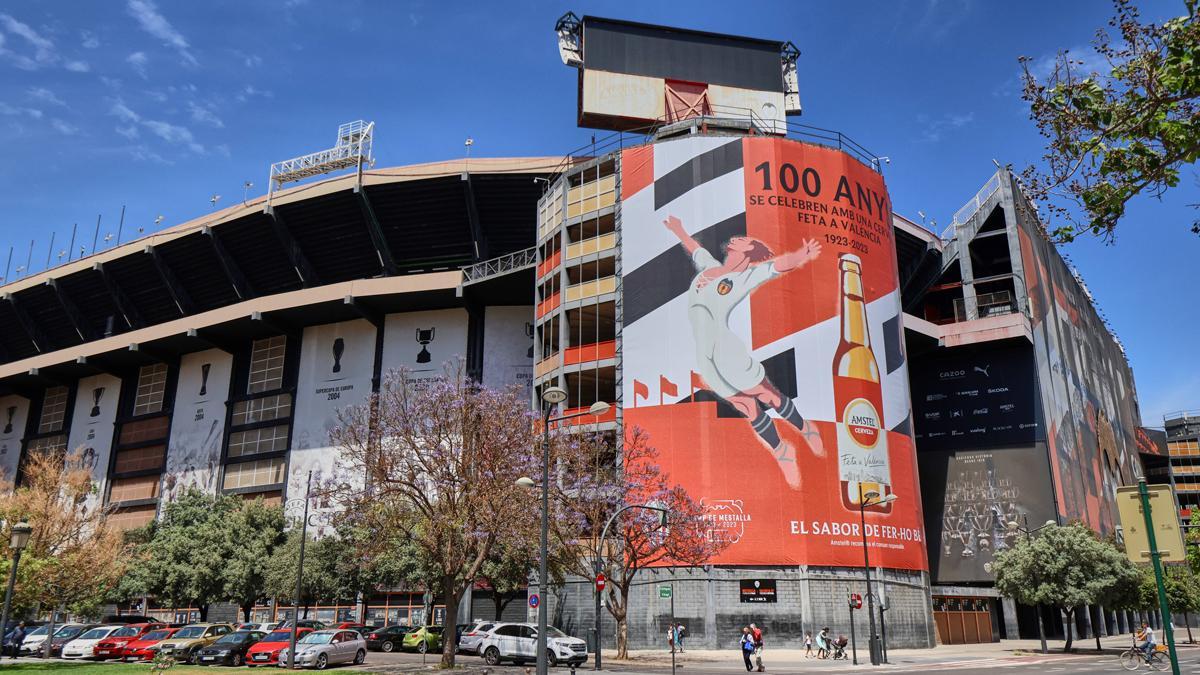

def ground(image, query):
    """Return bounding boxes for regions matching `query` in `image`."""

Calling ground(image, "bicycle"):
[1119,640,1168,671]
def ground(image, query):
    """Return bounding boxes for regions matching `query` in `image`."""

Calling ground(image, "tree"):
[136,489,240,620]
[993,522,1141,652]
[325,365,547,668]
[223,497,286,622]
[1138,565,1200,641]
[0,448,127,619]
[1020,0,1200,242]
[478,537,540,622]
[262,530,343,618]
[551,428,728,659]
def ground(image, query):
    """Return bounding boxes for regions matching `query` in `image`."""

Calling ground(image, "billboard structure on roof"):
[557,13,801,133]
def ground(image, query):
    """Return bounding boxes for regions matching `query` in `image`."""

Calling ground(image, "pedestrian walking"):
[817,626,830,659]
[7,622,25,659]
[667,625,675,654]
[750,622,764,671]
[676,623,686,652]
[804,631,813,658]
[739,627,756,672]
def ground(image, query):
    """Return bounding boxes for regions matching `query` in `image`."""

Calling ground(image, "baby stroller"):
[831,635,849,660]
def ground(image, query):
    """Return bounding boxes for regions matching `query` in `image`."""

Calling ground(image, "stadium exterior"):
[0,13,1163,652]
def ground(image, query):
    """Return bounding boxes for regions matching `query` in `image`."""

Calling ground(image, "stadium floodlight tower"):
[265,120,375,212]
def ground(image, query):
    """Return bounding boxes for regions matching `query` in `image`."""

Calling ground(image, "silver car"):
[277,629,367,669]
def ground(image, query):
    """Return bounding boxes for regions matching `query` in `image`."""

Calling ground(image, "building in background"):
[0,10,1158,651]
[1165,412,1200,516]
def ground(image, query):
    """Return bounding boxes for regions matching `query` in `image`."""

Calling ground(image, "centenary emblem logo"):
[701,499,750,544]
[716,278,733,295]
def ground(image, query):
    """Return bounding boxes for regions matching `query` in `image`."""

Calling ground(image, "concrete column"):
[1079,605,1093,640]
[798,565,812,637]
[1061,609,1077,641]
[1001,597,1020,640]
[1094,605,1106,638]
[704,569,717,650]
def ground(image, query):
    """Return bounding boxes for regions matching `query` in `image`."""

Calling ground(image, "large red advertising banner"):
[619,135,927,571]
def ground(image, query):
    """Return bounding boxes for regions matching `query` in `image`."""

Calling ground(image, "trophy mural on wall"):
[332,337,345,373]
[90,387,105,417]
[3,406,14,434]
[525,322,535,359]
[415,327,435,364]
[199,363,211,396]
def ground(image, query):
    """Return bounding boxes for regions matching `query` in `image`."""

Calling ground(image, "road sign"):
[1116,484,1186,563]
[659,586,672,599]
[595,573,606,591]
[528,593,540,608]
[848,593,862,609]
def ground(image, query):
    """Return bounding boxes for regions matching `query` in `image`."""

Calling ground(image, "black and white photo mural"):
[482,306,534,398]
[381,309,469,381]
[286,318,377,532]
[66,373,122,506]
[163,349,233,502]
[0,395,29,490]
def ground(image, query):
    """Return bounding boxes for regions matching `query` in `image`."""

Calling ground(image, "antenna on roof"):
[266,120,375,213]
[210,194,221,209]
[243,181,254,206]
[44,232,56,269]
[116,205,126,245]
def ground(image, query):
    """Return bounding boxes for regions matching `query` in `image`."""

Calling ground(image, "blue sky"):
[0,0,1195,422]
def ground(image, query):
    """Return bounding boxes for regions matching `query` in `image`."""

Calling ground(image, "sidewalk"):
[611,634,1200,671]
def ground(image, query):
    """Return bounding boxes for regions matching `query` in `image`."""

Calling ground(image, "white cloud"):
[115,124,139,140]
[0,14,55,66]
[0,102,43,119]
[236,84,273,102]
[64,60,89,72]
[81,30,99,49]
[1027,45,1111,82]
[127,51,148,78]
[126,0,196,66]
[188,101,223,128]
[917,111,975,143]
[27,87,65,106]
[50,118,78,135]
[232,50,262,68]
[109,98,204,154]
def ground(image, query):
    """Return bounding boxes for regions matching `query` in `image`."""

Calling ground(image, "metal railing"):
[943,172,1002,241]
[460,246,537,285]
[952,291,1016,322]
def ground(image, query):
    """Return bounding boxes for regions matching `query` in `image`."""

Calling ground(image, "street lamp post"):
[0,521,32,650]
[592,502,669,670]
[286,471,314,670]
[1006,517,1056,654]
[525,387,609,675]
[857,487,897,666]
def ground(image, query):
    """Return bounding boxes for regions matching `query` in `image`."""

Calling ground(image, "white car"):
[276,629,367,669]
[17,625,49,655]
[476,622,588,667]
[61,625,122,659]
[457,621,495,656]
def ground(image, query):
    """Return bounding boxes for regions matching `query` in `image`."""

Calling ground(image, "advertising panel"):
[287,318,377,532]
[0,394,29,490]
[919,445,1057,583]
[66,373,122,504]
[381,309,469,383]
[163,349,233,502]
[1136,427,1168,456]
[910,344,1041,451]
[1015,193,1142,533]
[482,306,534,398]
[620,135,926,570]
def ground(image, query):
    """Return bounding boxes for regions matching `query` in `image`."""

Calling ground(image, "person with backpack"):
[739,626,756,672]
[750,622,764,671]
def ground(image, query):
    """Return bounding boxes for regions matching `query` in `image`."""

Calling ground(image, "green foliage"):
[262,529,344,609]
[993,522,1140,649]
[1138,565,1200,613]
[223,497,286,618]
[1020,0,1200,241]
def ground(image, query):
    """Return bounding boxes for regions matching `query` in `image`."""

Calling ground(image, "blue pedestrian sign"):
[529,593,540,608]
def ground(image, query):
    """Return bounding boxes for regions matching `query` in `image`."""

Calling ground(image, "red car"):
[245,628,312,667]
[92,623,167,660]
[120,626,178,662]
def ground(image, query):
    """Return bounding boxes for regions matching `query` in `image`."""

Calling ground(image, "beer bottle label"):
[835,377,890,487]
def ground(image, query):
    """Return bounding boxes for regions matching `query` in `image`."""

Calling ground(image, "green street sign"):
[659,586,672,599]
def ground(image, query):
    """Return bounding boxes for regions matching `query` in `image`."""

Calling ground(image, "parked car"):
[363,625,409,652]
[277,629,367,669]
[33,623,93,657]
[276,619,326,631]
[245,628,312,667]
[154,623,235,663]
[16,624,51,656]
[102,615,159,624]
[334,622,370,631]
[120,626,179,661]
[476,622,587,667]
[194,629,266,666]
[237,622,278,632]
[61,625,123,659]
[92,623,167,659]
[402,625,443,653]
[456,622,495,656]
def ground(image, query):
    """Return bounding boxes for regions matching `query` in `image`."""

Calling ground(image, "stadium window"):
[37,386,69,434]
[247,336,287,394]
[132,363,169,416]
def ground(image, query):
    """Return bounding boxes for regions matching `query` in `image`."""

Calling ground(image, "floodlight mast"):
[265,120,375,212]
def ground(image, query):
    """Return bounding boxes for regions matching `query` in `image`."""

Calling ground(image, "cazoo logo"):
[701,499,751,545]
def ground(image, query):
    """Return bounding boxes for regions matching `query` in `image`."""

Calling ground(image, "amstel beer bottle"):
[834,253,892,513]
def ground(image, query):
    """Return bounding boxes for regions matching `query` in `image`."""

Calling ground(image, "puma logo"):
[974,365,990,377]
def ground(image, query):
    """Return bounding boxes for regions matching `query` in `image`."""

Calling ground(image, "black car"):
[364,625,409,652]
[194,630,266,667]
[102,615,158,625]
[275,619,326,631]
